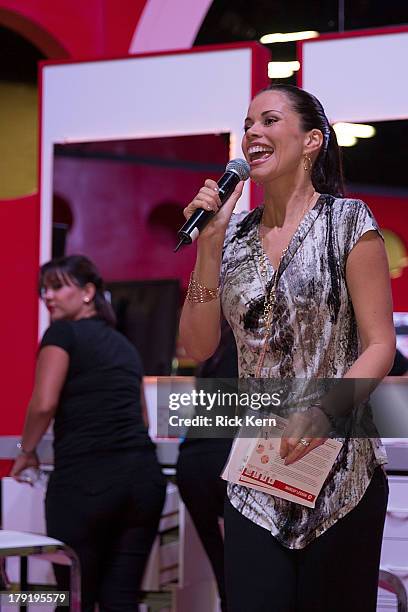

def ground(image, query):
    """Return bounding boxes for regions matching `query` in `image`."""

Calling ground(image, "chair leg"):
[54,546,81,612]
[379,569,408,612]
[0,558,9,589]
[20,557,28,612]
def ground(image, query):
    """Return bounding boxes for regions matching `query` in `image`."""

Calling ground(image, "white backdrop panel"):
[42,51,252,143]
[302,31,408,123]
[40,47,255,334]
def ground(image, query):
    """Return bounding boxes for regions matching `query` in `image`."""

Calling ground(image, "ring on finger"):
[298,438,311,447]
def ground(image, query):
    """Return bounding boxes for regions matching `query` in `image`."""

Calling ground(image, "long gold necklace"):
[255,190,316,377]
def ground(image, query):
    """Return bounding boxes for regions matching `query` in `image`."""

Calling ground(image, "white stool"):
[0,530,80,611]
[379,569,408,612]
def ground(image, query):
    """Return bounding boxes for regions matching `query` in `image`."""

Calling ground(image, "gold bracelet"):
[186,273,220,303]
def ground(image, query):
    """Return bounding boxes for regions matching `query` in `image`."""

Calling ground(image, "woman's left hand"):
[10,452,39,482]
[279,406,331,465]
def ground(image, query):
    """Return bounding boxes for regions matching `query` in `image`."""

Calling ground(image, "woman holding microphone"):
[179,84,395,611]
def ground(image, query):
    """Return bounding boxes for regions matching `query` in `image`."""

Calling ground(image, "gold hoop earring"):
[303,153,312,173]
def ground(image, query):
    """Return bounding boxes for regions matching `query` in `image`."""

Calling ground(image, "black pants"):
[45,449,166,612]
[176,440,232,612]
[224,467,388,612]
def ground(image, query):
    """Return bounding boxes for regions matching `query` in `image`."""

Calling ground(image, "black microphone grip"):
[177,173,239,243]
[174,158,250,252]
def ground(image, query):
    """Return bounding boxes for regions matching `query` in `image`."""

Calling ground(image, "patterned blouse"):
[220,194,387,549]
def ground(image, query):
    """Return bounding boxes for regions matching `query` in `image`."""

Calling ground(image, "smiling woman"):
[179,84,395,612]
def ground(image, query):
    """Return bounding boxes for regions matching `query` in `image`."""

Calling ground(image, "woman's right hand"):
[183,178,244,246]
[10,451,40,483]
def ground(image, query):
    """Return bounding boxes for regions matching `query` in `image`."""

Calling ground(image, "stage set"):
[0,2,407,610]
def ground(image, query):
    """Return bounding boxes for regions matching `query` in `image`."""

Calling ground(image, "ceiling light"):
[334,133,358,147]
[333,122,376,138]
[333,122,376,147]
[268,61,300,79]
[260,31,319,44]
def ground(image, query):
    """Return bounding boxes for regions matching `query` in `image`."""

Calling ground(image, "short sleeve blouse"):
[220,195,387,549]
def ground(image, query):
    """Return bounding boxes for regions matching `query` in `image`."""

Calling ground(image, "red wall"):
[350,191,408,312]
[53,135,230,288]
[0,195,39,432]
[0,0,148,57]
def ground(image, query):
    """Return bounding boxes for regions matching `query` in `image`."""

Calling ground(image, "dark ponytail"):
[311,123,344,197]
[260,84,344,197]
[39,255,117,327]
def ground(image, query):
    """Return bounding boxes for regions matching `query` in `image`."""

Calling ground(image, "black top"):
[196,322,238,379]
[40,317,153,469]
[179,320,237,454]
[389,348,408,376]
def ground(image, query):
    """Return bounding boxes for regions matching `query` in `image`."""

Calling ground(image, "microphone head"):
[226,158,251,181]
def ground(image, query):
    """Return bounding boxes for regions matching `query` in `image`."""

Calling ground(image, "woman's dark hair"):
[39,255,116,327]
[259,84,344,197]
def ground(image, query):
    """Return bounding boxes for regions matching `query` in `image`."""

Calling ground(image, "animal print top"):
[220,194,387,549]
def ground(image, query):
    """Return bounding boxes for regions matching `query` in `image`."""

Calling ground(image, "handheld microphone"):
[174,158,250,252]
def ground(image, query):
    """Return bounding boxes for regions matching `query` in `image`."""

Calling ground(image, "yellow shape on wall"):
[0,81,38,199]
[382,229,408,279]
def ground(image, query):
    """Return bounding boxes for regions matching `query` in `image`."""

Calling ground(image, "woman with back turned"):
[179,84,395,611]
[11,255,166,612]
